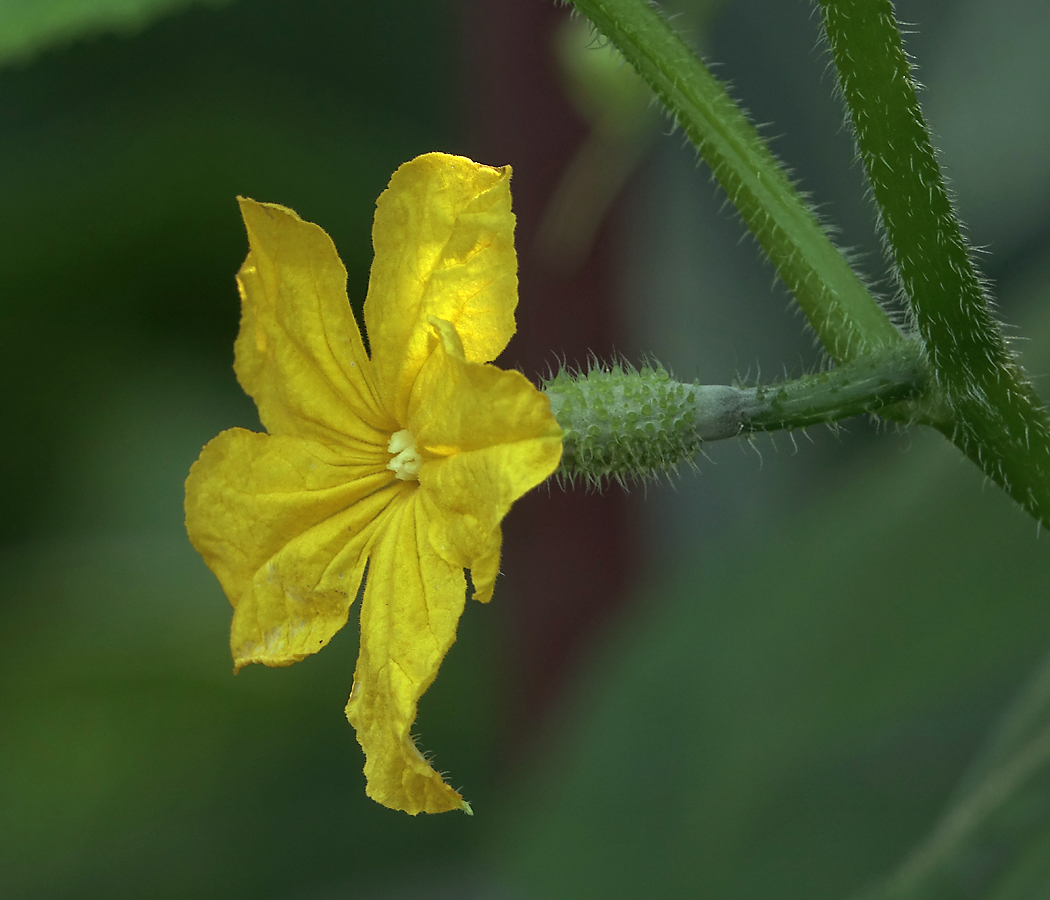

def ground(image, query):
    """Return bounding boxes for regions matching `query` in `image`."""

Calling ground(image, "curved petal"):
[408,325,563,572]
[346,492,469,815]
[363,153,518,423]
[184,428,404,669]
[235,198,396,447]
[468,529,500,605]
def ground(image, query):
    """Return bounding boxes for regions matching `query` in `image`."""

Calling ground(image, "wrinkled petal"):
[185,428,403,669]
[363,153,518,423]
[345,493,469,815]
[236,198,396,447]
[408,323,562,570]
[468,529,500,604]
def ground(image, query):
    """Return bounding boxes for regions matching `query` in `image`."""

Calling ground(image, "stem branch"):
[546,343,925,481]
[817,0,1050,526]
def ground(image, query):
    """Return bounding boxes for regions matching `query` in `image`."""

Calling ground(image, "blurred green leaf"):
[0,0,235,66]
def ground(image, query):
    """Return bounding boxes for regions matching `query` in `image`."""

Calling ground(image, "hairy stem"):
[567,0,902,362]
[545,343,925,481]
[817,0,1050,527]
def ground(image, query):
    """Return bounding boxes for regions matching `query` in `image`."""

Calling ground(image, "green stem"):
[817,0,1050,527]
[567,0,902,362]
[545,343,925,482]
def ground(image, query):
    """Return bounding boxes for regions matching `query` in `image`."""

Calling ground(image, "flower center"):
[386,429,422,481]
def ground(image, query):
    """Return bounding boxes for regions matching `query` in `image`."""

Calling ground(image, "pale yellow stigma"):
[386,429,422,481]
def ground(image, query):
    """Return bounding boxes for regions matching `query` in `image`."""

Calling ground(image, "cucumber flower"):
[184,153,563,814]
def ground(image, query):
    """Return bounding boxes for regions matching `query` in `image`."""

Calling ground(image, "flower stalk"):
[816,0,1050,528]
[545,342,927,482]
[566,0,902,363]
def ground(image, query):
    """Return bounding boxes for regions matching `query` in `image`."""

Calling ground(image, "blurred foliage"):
[0,0,462,546]
[923,0,1050,257]
[554,15,654,140]
[492,261,1050,900]
[0,530,500,898]
[0,0,234,66]
[489,1,1050,898]
[0,0,504,897]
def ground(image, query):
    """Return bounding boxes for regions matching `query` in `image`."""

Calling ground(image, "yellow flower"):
[184,153,563,815]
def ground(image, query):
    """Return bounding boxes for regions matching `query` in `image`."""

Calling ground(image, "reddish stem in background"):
[461,0,641,753]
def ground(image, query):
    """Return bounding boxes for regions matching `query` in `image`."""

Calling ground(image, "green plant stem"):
[817,0,1050,527]
[545,343,925,481]
[743,343,923,432]
[567,0,902,363]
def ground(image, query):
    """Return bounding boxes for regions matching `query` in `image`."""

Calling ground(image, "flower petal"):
[346,493,469,815]
[409,324,563,572]
[468,531,500,605]
[235,198,396,447]
[363,153,518,423]
[184,428,403,669]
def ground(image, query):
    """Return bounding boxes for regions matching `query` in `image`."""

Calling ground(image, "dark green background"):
[2,1,1049,898]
